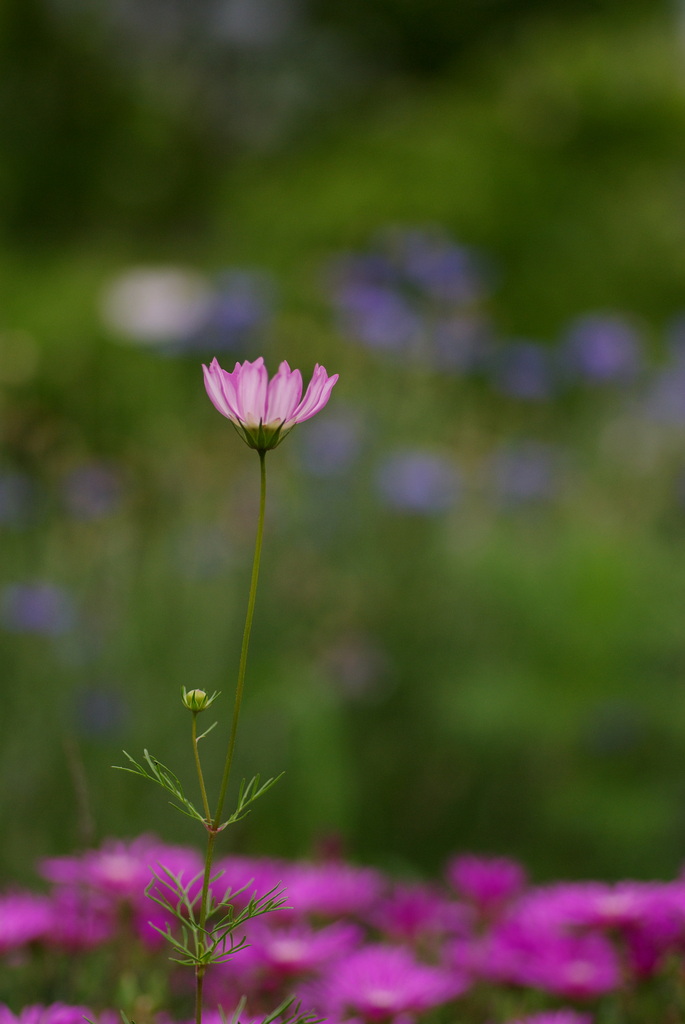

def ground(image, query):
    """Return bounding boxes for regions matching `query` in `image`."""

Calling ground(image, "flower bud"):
[182,687,215,712]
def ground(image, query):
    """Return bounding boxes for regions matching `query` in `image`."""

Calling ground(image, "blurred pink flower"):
[0,892,53,952]
[203,356,338,451]
[284,860,385,919]
[0,1007,119,1024]
[371,882,465,944]
[446,854,526,917]
[313,943,466,1019]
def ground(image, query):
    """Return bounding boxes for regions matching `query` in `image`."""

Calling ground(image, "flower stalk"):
[116,357,337,1024]
[194,449,267,1024]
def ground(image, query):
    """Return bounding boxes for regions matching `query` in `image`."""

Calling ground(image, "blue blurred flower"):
[62,463,123,520]
[560,314,643,385]
[0,471,36,527]
[328,229,490,362]
[489,441,560,506]
[175,269,273,356]
[74,684,129,740]
[376,450,461,514]
[335,280,423,352]
[173,524,233,580]
[491,341,556,401]
[642,364,685,424]
[433,315,494,373]
[101,266,272,357]
[296,409,363,477]
[392,229,488,304]
[1,583,75,635]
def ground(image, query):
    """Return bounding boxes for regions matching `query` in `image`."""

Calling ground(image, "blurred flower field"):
[3,0,685,918]
[5,839,685,1023]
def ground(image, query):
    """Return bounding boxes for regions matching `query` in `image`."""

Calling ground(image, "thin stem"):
[194,450,267,1024]
[191,714,212,825]
[214,448,267,829]
[195,966,205,1024]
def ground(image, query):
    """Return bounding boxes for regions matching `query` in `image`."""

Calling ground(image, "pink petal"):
[265,361,303,425]
[235,357,268,425]
[292,365,339,423]
[203,359,239,421]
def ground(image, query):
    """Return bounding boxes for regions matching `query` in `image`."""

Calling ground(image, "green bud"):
[182,687,217,712]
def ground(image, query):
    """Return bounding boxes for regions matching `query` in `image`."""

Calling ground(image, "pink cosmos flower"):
[247,919,363,975]
[371,882,467,944]
[203,356,338,451]
[0,892,53,952]
[312,943,466,1020]
[283,860,385,918]
[0,1007,119,1024]
[446,854,526,918]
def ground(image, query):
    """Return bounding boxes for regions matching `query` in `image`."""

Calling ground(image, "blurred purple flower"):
[0,471,36,526]
[393,229,487,304]
[73,685,128,739]
[490,441,560,506]
[1,583,75,635]
[642,364,685,424]
[665,312,685,360]
[335,280,423,352]
[376,450,461,514]
[297,409,363,477]
[328,230,490,362]
[61,463,123,520]
[433,314,494,373]
[173,523,233,580]
[560,314,643,385]
[178,270,273,356]
[491,342,556,401]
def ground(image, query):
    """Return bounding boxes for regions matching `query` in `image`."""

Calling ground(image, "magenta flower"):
[0,1007,119,1024]
[446,853,526,917]
[313,943,466,1020]
[203,356,338,451]
[283,860,385,918]
[0,892,53,952]
[248,919,362,975]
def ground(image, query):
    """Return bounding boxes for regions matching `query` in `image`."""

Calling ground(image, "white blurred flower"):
[100,266,212,344]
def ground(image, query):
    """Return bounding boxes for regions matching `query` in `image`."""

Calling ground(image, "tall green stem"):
[194,450,267,1024]
[191,714,212,826]
[214,449,267,826]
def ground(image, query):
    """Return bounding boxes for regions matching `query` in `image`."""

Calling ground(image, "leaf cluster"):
[114,749,282,831]
[146,865,288,970]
